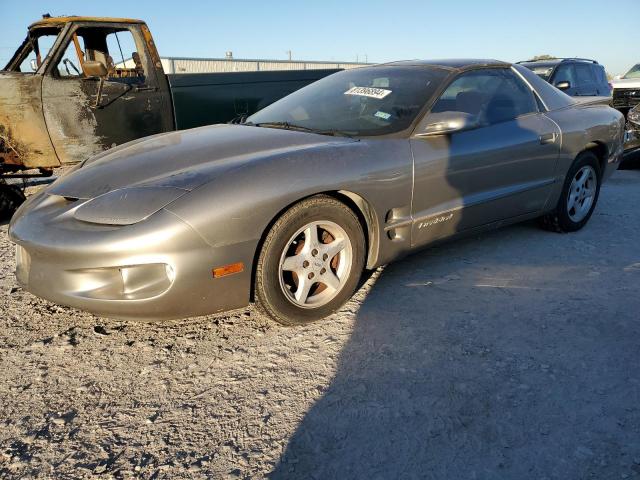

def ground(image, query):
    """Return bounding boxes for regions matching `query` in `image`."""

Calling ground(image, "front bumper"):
[612,88,640,112]
[9,193,254,320]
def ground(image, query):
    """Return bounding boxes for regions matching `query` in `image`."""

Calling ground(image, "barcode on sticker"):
[344,87,392,99]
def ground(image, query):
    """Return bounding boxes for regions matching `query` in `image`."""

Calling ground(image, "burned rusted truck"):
[0,16,343,217]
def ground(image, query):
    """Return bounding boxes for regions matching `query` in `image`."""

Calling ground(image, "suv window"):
[593,64,607,84]
[430,68,537,125]
[552,64,576,87]
[575,64,595,85]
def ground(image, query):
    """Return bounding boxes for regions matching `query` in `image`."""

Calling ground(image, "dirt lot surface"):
[1,169,640,479]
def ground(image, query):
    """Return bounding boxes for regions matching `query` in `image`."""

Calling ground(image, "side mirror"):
[415,111,480,137]
[83,60,108,78]
[555,81,571,90]
[30,59,38,71]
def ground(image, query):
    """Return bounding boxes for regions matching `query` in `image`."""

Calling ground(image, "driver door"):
[41,23,173,165]
[409,68,561,248]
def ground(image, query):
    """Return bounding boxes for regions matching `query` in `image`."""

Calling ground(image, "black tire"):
[255,195,365,325]
[0,184,26,222]
[539,151,601,233]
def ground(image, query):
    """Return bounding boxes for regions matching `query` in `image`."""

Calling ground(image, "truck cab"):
[1,16,173,171]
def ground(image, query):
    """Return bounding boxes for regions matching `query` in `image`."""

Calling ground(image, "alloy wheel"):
[278,220,353,308]
[567,165,597,223]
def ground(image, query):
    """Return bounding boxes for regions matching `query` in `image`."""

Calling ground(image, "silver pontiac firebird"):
[9,60,625,325]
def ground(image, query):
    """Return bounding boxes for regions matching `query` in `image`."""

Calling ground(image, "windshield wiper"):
[244,121,353,138]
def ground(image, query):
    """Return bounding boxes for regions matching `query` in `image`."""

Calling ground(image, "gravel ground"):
[1,169,640,479]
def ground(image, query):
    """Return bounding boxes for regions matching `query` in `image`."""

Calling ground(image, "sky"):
[2,0,638,75]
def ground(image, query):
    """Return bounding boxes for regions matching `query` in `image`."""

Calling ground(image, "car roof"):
[377,59,510,71]
[518,58,600,68]
[30,16,145,29]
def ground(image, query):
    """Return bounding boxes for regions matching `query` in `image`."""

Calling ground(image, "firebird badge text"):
[418,213,454,229]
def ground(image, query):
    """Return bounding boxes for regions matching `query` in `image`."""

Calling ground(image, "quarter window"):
[11,29,60,73]
[430,68,538,126]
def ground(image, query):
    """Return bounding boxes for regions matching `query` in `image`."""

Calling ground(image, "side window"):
[51,27,147,84]
[593,65,607,84]
[104,30,146,82]
[430,69,537,126]
[575,64,595,85]
[55,36,84,78]
[552,64,576,87]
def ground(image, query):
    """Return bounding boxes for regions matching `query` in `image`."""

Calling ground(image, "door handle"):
[539,133,557,145]
[134,85,158,92]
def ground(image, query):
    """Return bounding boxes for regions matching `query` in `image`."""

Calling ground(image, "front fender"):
[163,138,413,269]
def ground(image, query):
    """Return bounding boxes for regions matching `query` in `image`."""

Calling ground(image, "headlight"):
[628,108,640,126]
[74,186,187,225]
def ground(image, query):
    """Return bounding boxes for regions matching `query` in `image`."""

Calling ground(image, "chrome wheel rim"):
[278,220,353,308]
[567,165,597,223]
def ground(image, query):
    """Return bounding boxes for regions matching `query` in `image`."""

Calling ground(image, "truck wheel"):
[255,195,365,325]
[539,151,601,233]
[0,185,26,222]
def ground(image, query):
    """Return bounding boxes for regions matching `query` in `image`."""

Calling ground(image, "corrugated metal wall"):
[160,57,368,74]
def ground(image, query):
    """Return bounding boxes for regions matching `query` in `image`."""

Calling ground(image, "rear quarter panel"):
[544,104,624,208]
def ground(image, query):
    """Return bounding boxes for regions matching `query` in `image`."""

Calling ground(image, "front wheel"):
[540,151,601,233]
[255,195,365,325]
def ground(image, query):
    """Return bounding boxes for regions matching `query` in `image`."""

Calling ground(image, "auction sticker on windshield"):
[344,87,392,99]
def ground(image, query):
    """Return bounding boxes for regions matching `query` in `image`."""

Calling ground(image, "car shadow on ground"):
[269,215,640,479]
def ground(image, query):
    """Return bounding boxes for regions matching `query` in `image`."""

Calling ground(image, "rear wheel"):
[255,195,365,325]
[0,184,26,222]
[540,151,601,233]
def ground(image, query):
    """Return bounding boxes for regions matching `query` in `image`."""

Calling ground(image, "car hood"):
[48,124,355,200]
[612,78,640,89]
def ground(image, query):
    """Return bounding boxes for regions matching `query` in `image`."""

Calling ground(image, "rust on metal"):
[1,17,171,171]
[0,74,60,169]
[29,17,145,29]
[71,33,87,75]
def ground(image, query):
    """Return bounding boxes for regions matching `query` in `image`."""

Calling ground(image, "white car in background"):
[611,64,640,115]
[611,64,640,152]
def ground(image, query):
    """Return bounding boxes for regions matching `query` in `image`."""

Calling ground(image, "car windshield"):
[623,64,640,79]
[246,66,449,136]
[3,27,61,73]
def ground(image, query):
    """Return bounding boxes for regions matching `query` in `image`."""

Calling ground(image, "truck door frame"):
[40,21,174,165]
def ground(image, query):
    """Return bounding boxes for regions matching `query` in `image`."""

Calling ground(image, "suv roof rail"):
[562,57,599,64]
[517,57,599,65]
